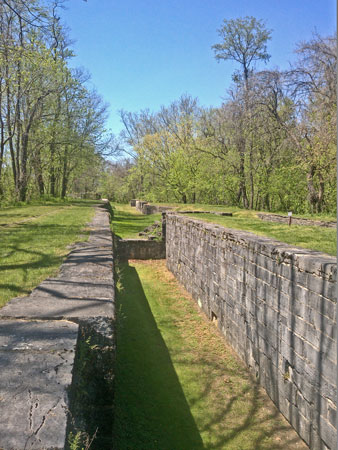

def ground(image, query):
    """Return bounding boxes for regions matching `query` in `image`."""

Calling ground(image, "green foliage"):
[68,430,96,450]
[110,203,161,239]
[111,28,336,216]
[68,432,84,450]
[0,0,111,203]
[212,16,272,80]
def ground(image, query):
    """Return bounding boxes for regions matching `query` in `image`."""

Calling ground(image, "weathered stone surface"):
[0,202,115,449]
[258,212,337,228]
[67,317,115,449]
[0,278,114,321]
[116,238,165,260]
[0,319,78,450]
[134,200,173,215]
[166,213,336,450]
[179,210,233,216]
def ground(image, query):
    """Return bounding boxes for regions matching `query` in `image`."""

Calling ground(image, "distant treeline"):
[0,0,115,204]
[103,18,336,214]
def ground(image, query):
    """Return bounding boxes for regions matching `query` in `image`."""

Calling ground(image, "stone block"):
[0,319,78,450]
[117,239,166,260]
[0,277,115,321]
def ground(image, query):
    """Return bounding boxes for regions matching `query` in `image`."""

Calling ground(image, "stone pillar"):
[161,212,166,241]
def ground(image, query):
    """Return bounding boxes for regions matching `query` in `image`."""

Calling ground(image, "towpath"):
[0,203,114,449]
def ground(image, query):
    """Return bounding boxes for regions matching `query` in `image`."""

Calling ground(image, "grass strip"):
[156,202,337,222]
[111,203,161,239]
[187,212,336,256]
[0,200,97,307]
[113,260,307,449]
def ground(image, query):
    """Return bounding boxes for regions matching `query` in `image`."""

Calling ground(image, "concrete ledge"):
[116,239,166,260]
[133,200,173,215]
[0,319,78,449]
[0,203,115,449]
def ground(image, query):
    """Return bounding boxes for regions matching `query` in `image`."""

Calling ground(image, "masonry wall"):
[166,213,337,450]
[116,238,166,260]
[134,200,172,215]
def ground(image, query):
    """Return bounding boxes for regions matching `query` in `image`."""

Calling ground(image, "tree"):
[212,16,272,85]
[258,35,337,212]
[211,17,272,208]
[0,0,113,203]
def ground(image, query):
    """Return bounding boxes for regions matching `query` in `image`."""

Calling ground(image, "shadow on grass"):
[113,262,204,450]
[0,220,94,307]
[113,260,308,450]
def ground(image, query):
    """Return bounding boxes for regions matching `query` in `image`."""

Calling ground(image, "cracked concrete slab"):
[0,278,114,321]
[0,203,115,449]
[0,205,115,323]
[0,319,78,450]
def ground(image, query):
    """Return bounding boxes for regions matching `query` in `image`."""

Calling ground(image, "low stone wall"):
[166,213,337,449]
[258,213,337,228]
[180,210,233,216]
[116,238,166,260]
[133,200,172,215]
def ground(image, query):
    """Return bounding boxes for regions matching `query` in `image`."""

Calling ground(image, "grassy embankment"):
[111,204,307,449]
[111,203,161,239]
[0,199,97,308]
[113,259,307,449]
[145,202,336,256]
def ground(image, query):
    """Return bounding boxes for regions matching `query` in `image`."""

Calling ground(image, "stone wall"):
[116,238,166,260]
[134,200,172,215]
[166,213,337,450]
[258,213,337,228]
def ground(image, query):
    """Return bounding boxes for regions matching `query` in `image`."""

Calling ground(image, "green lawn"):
[111,203,161,239]
[113,260,307,450]
[187,211,336,256]
[156,202,337,222]
[0,199,97,307]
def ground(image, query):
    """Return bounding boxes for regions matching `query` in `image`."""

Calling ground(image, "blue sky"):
[60,0,336,136]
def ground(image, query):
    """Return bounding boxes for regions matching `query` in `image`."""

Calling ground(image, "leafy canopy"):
[212,16,272,80]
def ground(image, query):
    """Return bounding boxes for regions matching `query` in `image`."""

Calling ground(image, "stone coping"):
[167,213,336,281]
[0,203,115,449]
[258,212,337,228]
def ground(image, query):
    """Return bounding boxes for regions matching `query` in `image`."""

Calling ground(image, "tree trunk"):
[306,166,319,213]
[33,148,45,196]
[49,96,61,197]
[61,146,69,198]
[317,173,325,213]
[238,156,249,208]
[18,131,28,201]
[5,63,17,189]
